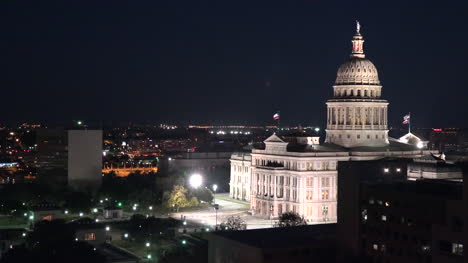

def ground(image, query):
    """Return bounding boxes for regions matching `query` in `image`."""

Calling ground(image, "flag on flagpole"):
[402,113,410,124]
[273,112,280,121]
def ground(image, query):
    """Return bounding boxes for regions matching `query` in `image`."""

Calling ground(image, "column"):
[384,107,387,126]
[361,107,366,129]
[352,107,356,129]
[377,108,381,129]
[370,107,374,129]
[334,107,338,129]
[343,107,348,129]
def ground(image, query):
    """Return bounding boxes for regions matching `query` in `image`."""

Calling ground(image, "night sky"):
[1,1,467,127]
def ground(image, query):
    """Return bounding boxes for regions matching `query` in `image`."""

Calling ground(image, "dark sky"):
[1,0,467,127]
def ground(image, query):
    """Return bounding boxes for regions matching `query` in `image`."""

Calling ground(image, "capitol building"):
[229,24,435,223]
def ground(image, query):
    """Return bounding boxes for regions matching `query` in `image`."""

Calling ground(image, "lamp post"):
[214,204,219,230]
[212,184,218,229]
[212,184,218,205]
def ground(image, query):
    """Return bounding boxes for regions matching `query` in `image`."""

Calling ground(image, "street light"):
[189,174,203,189]
[146,242,151,247]
[105,226,110,231]
[212,184,219,229]
[124,233,129,239]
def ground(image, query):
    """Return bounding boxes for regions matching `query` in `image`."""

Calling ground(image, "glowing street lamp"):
[189,174,203,189]
[146,242,151,247]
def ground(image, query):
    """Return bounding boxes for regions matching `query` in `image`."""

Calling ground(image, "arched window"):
[357,90,361,96]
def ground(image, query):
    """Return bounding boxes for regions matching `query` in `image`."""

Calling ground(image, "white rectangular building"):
[68,130,103,192]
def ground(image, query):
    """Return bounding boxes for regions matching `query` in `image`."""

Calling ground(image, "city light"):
[64,210,69,214]
[189,173,203,188]
[315,127,320,132]
[417,142,424,149]
[124,233,129,238]
[92,208,98,213]
[79,212,83,217]
[149,206,153,210]
[181,240,187,245]
[212,184,218,192]
[105,226,110,231]
[147,254,152,260]
[146,242,150,247]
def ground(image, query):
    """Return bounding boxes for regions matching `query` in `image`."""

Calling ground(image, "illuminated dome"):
[335,58,380,85]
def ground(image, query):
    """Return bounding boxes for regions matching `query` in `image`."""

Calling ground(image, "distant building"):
[30,202,62,223]
[408,154,463,180]
[37,129,102,192]
[103,206,123,220]
[68,130,102,192]
[207,224,336,263]
[337,159,467,263]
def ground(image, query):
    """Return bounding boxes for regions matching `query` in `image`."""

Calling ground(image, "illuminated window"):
[452,243,463,255]
[373,244,378,250]
[382,215,387,221]
[321,190,329,200]
[84,233,96,241]
[385,201,390,207]
[322,206,328,216]
[396,168,401,172]
[384,168,389,173]
[306,177,313,187]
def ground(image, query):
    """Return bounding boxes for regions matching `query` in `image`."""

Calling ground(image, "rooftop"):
[212,224,336,249]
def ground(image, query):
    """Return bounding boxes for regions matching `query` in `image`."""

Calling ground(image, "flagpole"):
[409,112,411,134]
[277,111,280,132]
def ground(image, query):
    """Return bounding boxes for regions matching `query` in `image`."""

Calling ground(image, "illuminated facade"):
[230,23,437,223]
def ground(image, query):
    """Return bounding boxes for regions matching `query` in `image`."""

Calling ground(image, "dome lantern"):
[351,21,365,59]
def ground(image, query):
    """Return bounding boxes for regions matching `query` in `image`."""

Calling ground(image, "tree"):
[192,188,213,203]
[165,185,189,212]
[188,196,199,207]
[274,211,307,227]
[219,216,246,231]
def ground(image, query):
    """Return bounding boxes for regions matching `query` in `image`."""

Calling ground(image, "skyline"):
[1,1,467,127]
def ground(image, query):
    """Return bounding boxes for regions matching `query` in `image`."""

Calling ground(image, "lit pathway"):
[171,193,276,229]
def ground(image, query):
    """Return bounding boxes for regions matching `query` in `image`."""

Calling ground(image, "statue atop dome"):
[356,20,361,34]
